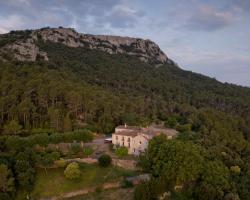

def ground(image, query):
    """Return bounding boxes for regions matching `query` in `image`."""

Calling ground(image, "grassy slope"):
[68,188,134,200]
[31,163,137,199]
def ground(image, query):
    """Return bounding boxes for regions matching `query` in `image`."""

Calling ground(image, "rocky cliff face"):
[0,27,169,65]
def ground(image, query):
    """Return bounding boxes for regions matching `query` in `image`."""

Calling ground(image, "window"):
[127,137,130,142]
[122,142,124,146]
[139,141,142,144]
[116,136,118,140]
[122,137,124,141]
[128,143,130,148]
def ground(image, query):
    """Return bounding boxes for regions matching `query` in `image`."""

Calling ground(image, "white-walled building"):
[112,124,177,155]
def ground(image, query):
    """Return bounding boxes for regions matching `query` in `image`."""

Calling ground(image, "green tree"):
[98,154,112,167]
[3,120,22,134]
[63,113,72,132]
[165,117,177,128]
[0,164,15,193]
[176,123,192,132]
[39,152,60,167]
[134,178,166,200]
[83,146,93,156]
[194,161,232,200]
[14,160,35,191]
[64,162,81,180]
[5,136,23,151]
[134,181,156,200]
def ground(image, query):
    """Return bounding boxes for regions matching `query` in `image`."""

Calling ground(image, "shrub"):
[40,153,55,167]
[3,120,22,134]
[98,154,112,167]
[230,165,241,174]
[165,117,177,128]
[33,133,50,147]
[63,132,75,143]
[50,151,61,160]
[55,158,66,168]
[115,146,128,158]
[64,162,81,180]
[176,124,192,132]
[50,133,63,144]
[83,146,93,156]
[134,181,155,200]
[95,186,102,193]
[73,130,94,142]
[70,143,81,154]
[121,179,133,188]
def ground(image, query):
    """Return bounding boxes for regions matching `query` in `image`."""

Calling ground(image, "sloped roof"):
[113,131,138,137]
[116,125,142,131]
[114,124,178,138]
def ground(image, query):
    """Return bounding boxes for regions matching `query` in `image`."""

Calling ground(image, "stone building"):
[112,124,177,155]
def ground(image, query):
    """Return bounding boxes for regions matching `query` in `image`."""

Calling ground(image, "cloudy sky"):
[0,0,250,86]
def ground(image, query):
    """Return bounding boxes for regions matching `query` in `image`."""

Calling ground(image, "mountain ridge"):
[0,27,171,66]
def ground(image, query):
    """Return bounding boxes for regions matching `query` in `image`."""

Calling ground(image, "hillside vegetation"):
[0,29,249,199]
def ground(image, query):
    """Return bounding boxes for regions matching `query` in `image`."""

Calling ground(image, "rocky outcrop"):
[0,27,169,65]
[4,38,48,61]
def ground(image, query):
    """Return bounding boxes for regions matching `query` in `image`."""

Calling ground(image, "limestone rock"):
[0,27,169,65]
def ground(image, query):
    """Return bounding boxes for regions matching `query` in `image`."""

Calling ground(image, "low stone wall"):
[65,157,98,164]
[126,174,150,185]
[112,158,137,170]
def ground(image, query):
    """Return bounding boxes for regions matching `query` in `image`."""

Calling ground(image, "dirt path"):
[40,181,121,200]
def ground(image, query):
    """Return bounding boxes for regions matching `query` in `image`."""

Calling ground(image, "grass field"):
[68,188,134,200]
[30,163,137,199]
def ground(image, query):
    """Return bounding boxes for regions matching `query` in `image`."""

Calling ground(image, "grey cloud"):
[229,0,250,12]
[104,5,145,28]
[0,0,144,33]
[185,5,235,31]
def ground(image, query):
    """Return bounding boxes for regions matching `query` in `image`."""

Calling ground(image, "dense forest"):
[0,33,250,199]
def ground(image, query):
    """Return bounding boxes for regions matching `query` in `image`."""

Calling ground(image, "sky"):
[0,0,250,87]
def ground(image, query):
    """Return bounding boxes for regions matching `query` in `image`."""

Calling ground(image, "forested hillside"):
[0,28,250,199]
[1,39,250,133]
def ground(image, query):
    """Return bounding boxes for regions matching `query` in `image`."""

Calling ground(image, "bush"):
[49,133,63,144]
[165,117,177,128]
[64,162,81,180]
[230,165,241,174]
[70,143,81,154]
[3,120,22,134]
[40,153,54,167]
[50,151,61,160]
[2,129,93,151]
[134,179,166,200]
[83,146,93,156]
[121,179,133,188]
[134,181,155,200]
[98,154,112,167]
[55,158,66,167]
[115,146,128,158]
[95,186,102,193]
[176,124,192,132]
